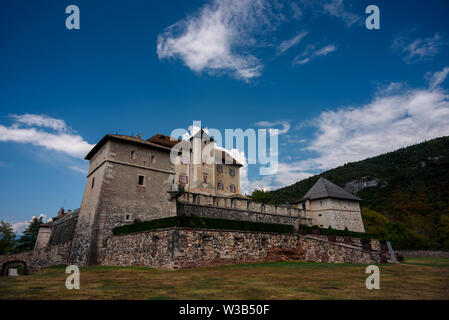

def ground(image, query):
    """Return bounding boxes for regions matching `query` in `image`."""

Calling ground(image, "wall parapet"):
[177,192,312,228]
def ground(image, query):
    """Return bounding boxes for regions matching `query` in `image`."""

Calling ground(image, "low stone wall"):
[0,242,72,275]
[396,250,449,258]
[102,228,388,270]
[177,192,312,230]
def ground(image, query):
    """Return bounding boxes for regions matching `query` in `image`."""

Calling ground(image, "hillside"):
[270,136,449,249]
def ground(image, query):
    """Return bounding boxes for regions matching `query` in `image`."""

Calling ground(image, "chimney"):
[58,208,65,217]
[137,133,142,140]
[67,209,72,215]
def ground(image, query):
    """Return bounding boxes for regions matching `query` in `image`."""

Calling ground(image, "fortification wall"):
[0,242,71,275]
[177,193,312,230]
[49,210,79,246]
[102,228,387,270]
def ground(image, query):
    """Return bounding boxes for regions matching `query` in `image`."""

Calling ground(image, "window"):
[91,177,95,189]
[229,168,235,176]
[179,175,188,184]
[302,203,306,210]
[203,173,208,183]
[230,184,235,193]
[217,181,223,190]
[217,164,223,173]
[151,155,155,164]
[124,214,132,222]
[131,151,136,159]
[138,175,145,186]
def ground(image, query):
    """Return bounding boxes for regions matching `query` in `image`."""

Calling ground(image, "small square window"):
[138,175,145,186]
[179,175,188,184]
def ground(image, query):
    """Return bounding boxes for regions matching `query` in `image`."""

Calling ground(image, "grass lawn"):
[0,257,448,300]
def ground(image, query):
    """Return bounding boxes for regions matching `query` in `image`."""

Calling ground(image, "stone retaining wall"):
[102,228,388,270]
[0,242,72,275]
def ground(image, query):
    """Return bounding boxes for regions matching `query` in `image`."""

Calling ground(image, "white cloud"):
[246,76,449,192]
[392,33,446,64]
[11,114,68,132]
[0,114,94,158]
[303,87,449,170]
[11,213,49,235]
[157,0,283,81]
[293,43,337,65]
[254,120,291,135]
[300,0,361,27]
[322,0,361,27]
[426,66,449,89]
[69,165,88,174]
[276,31,308,56]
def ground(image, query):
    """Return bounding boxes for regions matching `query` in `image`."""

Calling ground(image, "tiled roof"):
[292,177,361,203]
[85,134,172,160]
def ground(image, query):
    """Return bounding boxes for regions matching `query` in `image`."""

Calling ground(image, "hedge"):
[112,216,295,235]
[297,225,380,244]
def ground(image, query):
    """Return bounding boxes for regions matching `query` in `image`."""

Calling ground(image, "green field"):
[1,257,448,300]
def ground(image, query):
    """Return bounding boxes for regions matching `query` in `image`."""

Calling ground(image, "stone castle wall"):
[102,228,387,270]
[177,192,312,230]
[49,210,79,246]
[0,242,72,274]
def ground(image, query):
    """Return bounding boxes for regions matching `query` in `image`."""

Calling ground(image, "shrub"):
[112,216,294,235]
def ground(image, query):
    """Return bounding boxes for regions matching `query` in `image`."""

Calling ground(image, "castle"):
[1,130,387,275]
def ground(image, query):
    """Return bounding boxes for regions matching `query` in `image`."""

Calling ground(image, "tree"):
[0,221,16,254]
[250,189,274,204]
[15,216,43,252]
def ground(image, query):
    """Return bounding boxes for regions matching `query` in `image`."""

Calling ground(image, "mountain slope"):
[270,136,449,248]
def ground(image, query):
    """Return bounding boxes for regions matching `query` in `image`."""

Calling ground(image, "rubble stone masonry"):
[102,228,387,270]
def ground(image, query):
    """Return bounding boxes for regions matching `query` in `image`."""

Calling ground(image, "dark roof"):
[291,177,361,203]
[147,134,182,147]
[190,129,214,142]
[85,134,172,160]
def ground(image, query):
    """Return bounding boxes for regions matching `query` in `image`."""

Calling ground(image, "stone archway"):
[1,260,28,276]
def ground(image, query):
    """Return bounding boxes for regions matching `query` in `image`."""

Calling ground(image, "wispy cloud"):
[322,0,361,27]
[69,165,88,174]
[276,31,308,56]
[157,0,283,81]
[293,43,337,65]
[392,33,446,64]
[254,120,291,135]
[247,72,449,191]
[301,0,361,27]
[426,66,449,89]
[0,114,93,158]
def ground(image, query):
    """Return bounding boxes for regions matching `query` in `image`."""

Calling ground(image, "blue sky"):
[1,0,449,232]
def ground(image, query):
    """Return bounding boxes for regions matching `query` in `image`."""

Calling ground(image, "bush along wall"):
[112,216,295,235]
[297,225,380,244]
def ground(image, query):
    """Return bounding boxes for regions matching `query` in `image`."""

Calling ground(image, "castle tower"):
[292,177,365,232]
[70,134,177,266]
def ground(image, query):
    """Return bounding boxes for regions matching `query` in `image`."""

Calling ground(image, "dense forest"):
[267,136,449,249]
